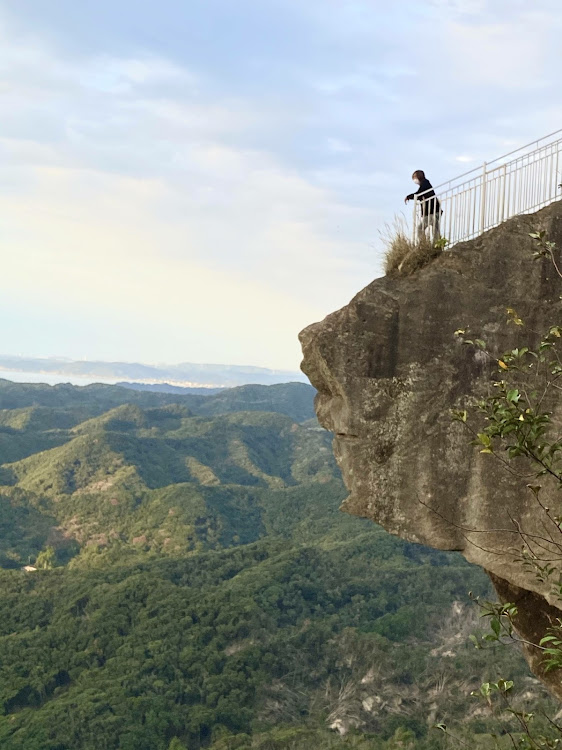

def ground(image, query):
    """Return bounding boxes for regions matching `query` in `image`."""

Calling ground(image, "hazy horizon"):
[0,353,309,388]
[0,352,305,373]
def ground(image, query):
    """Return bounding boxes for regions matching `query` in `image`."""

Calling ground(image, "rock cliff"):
[299,201,562,699]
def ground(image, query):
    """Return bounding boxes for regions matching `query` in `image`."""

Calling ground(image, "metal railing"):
[412,128,562,246]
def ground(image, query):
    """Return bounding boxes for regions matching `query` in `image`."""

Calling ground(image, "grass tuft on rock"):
[382,217,443,276]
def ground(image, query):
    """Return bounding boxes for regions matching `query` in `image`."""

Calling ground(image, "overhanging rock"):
[299,201,562,699]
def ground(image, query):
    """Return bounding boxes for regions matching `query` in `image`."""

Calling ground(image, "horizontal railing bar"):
[434,148,562,198]
[433,131,562,191]
[485,127,562,168]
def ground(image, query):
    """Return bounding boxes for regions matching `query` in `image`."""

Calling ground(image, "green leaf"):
[497,679,514,692]
[539,635,560,645]
[477,433,492,448]
[451,409,468,423]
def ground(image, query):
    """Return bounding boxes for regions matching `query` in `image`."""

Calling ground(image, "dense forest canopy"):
[0,380,553,749]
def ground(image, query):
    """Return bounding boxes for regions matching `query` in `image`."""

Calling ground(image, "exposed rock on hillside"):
[299,201,562,699]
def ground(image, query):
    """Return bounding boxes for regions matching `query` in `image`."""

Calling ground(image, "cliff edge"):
[299,201,562,698]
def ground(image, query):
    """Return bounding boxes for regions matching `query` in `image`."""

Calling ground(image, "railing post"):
[500,164,507,223]
[412,196,418,244]
[479,161,487,235]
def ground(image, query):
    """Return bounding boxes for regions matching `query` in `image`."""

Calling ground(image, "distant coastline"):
[0,356,307,389]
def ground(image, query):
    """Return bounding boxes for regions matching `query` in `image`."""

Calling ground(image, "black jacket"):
[406,179,441,216]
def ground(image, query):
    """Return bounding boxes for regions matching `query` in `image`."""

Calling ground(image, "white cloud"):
[427,0,487,14]
[0,165,326,366]
[78,56,196,93]
[441,14,549,89]
[313,70,397,99]
[326,137,353,153]
[0,17,377,369]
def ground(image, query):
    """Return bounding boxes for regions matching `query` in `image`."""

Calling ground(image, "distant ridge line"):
[0,354,308,388]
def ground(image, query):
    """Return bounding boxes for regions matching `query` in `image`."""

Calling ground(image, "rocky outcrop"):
[299,201,562,699]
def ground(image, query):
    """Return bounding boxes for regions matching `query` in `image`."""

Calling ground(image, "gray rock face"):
[299,202,562,698]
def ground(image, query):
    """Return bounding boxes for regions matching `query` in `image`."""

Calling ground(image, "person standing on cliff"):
[404,170,441,242]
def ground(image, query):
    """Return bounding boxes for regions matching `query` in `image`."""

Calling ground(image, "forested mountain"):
[0,381,554,749]
[0,379,315,422]
[0,399,333,567]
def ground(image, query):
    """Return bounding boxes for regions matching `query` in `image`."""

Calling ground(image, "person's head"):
[412,170,425,185]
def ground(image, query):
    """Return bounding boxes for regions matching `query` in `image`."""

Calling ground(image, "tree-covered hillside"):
[0,394,333,567]
[0,379,315,422]
[0,381,554,749]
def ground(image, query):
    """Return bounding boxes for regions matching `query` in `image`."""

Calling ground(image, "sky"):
[1,0,562,371]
